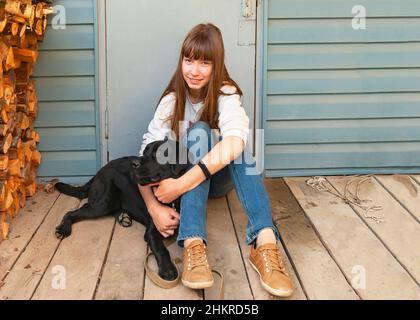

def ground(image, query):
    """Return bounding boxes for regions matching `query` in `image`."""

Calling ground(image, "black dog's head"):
[133,138,190,186]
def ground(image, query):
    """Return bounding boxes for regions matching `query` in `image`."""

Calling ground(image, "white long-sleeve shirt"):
[138,85,250,156]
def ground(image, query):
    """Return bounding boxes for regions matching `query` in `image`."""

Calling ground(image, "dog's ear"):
[143,142,156,156]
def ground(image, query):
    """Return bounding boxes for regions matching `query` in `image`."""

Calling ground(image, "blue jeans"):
[177,121,280,247]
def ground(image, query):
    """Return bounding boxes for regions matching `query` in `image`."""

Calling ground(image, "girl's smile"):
[182,57,213,95]
[187,77,204,84]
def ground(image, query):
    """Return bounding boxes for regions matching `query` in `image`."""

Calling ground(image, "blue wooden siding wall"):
[263,0,420,177]
[33,0,99,184]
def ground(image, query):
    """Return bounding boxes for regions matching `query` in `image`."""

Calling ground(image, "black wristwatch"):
[197,160,212,180]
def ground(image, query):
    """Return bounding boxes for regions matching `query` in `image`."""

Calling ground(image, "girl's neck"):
[188,89,203,104]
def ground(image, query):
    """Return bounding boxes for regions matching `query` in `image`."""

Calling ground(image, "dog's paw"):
[55,221,72,239]
[159,263,179,281]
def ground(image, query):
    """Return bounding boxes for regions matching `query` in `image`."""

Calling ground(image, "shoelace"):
[187,243,210,270]
[262,247,287,274]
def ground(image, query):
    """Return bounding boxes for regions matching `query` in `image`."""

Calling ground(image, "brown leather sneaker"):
[249,243,293,297]
[181,239,214,289]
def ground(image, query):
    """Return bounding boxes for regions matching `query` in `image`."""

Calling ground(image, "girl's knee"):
[191,121,209,128]
[186,121,213,159]
[187,121,212,142]
[189,121,211,133]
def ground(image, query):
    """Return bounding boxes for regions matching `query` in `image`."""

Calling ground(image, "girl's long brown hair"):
[158,23,242,141]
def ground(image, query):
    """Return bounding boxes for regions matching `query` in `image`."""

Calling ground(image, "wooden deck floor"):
[0,175,419,300]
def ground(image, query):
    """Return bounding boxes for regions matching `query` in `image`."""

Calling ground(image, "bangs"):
[182,34,214,61]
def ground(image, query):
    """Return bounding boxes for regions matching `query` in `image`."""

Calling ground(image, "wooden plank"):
[328,176,420,282]
[0,190,60,280]
[284,177,420,299]
[31,204,115,300]
[35,76,95,101]
[37,176,93,186]
[204,197,253,300]
[268,18,420,44]
[47,0,94,25]
[266,167,420,178]
[34,50,95,77]
[264,179,359,300]
[143,237,202,300]
[94,223,147,300]
[375,175,420,222]
[266,118,420,144]
[265,142,420,170]
[39,25,94,50]
[267,93,420,121]
[227,191,306,300]
[37,151,97,177]
[267,69,420,95]
[268,43,420,70]
[268,0,420,18]
[0,194,81,300]
[37,127,96,152]
[412,175,420,185]
[35,101,95,127]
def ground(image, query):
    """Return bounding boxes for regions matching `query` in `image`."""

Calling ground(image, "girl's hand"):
[149,178,186,204]
[149,202,180,238]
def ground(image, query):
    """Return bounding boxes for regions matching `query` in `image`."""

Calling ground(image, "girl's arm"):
[180,135,244,192]
[152,135,245,203]
[153,87,249,203]
[137,93,179,237]
[138,185,180,237]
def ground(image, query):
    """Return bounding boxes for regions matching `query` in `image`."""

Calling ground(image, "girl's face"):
[182,57,213,94]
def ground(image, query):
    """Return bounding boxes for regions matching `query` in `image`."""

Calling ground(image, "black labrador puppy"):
[54,139,190,281]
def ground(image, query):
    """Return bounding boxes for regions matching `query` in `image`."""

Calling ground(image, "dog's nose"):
[132,159,141,169]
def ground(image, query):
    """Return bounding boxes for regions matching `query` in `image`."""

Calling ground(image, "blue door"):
[263,0,420,177]
[34,0,99,184]
[105,0,258,160]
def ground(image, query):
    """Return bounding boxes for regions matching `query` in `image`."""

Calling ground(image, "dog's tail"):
[55,178,93,199]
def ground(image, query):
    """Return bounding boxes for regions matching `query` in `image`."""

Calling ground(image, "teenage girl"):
[138,23,293,297]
